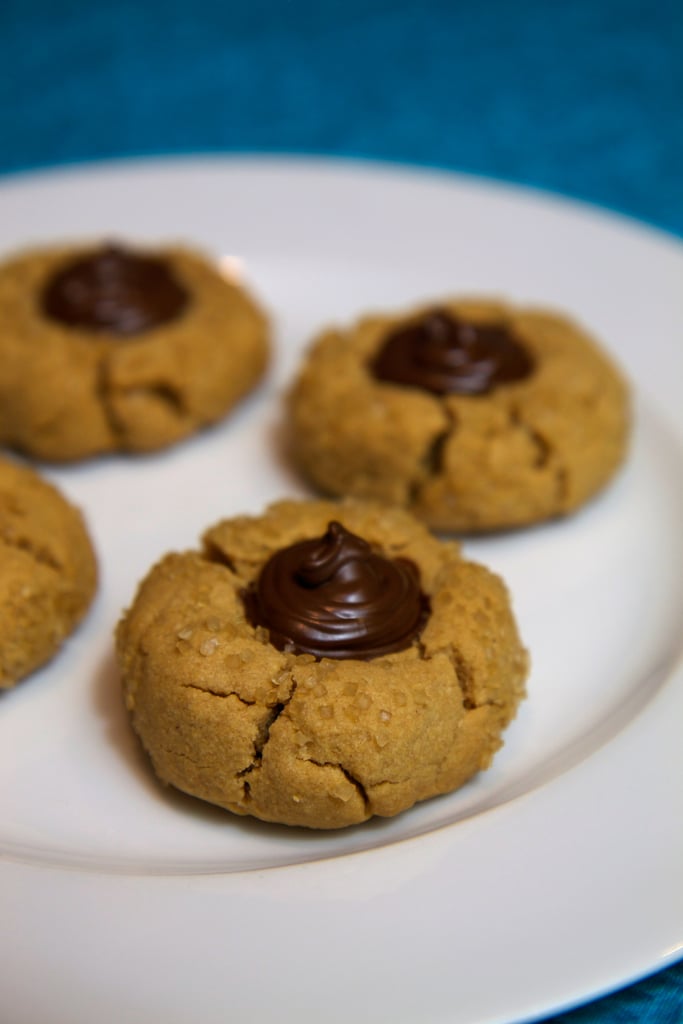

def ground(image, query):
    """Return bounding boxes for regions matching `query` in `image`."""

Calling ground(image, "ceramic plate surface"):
[1,157,682,1024]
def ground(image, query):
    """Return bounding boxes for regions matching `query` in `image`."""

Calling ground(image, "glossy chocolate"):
[243,521,429,659]
[370,308,534,395]
[41,244,189,335]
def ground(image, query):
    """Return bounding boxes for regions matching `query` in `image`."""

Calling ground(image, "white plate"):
[1,157,682,1024]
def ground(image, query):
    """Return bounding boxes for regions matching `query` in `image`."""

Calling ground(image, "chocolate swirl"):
[41,244,189,335]
[370,308,534,396]
[243,521,429,659]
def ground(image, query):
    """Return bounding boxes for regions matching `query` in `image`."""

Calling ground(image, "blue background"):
[1,1,681,1021]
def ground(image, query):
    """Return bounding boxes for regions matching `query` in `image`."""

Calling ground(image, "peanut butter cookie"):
[287,299,630,531]
[0,242,269,461]
[0,458,97,688]
[116,499,528,829]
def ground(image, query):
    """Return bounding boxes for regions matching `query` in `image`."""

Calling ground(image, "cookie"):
[0,458,97,688]
[0,242,269,461]
[116,499,528,829]
[287,299,630,531]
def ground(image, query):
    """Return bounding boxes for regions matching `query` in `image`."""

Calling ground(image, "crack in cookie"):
[0,531,62,573]
[508,404,551,469]
[182,683,257,705]
[306,759,370,813]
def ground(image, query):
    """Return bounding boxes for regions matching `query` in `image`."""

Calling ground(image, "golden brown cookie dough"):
[116,499,528,829]
[0,458,97,688]
[0,242,269,461]
[287,299,631,531]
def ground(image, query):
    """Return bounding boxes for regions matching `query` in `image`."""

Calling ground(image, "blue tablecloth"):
[1,2,681,1022]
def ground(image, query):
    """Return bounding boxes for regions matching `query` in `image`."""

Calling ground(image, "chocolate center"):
[370,308,534,396]
[243,521,429,659]
[41,244,189,335]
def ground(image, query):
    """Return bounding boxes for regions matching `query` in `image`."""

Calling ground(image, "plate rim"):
[2,147,683,251]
